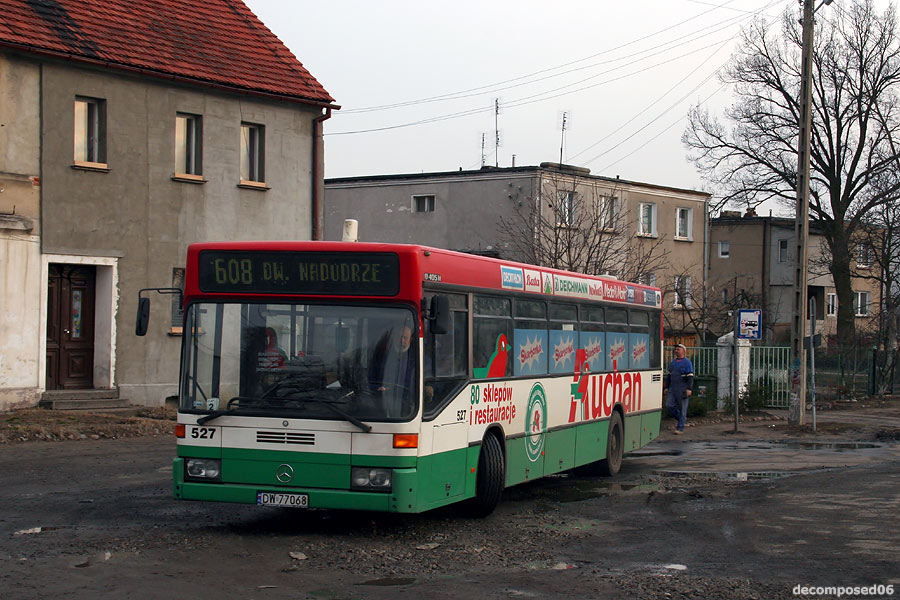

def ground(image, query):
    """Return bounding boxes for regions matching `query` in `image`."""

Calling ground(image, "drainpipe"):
[311,107,332,241]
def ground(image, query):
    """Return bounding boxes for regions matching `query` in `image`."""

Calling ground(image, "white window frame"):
[826,293,837,317]
[673,275,692,308]
[675,207,693,240]
[175,113,202,177]
[74,96,106,166]
[240,122,265,184]
[557,191,577,227]
[637,272,656,287]
[778,239,789,263]
[412,194,435,213]
[598,195,617,230]
[856,244,873,269]
[854,291,870,317]
[718,240,730,258]
[638,202,658,237]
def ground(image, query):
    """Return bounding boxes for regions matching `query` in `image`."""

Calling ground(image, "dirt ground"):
[4,395,899,445]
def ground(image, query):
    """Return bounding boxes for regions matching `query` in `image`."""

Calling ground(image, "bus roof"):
[185,241,661,309]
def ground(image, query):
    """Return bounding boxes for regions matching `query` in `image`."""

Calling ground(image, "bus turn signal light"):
[175,424,186,438]
[393,434,418,448]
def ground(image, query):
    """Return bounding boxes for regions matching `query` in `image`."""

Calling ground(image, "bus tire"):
[468,433,505,517]
[599,411,624,476]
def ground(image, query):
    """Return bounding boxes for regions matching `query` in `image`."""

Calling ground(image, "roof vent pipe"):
[342,219,359,242]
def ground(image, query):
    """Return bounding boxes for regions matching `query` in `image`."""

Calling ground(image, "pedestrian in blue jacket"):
[663,343,694,434]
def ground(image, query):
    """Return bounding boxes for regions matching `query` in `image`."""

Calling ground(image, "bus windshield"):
[181,302,418,423]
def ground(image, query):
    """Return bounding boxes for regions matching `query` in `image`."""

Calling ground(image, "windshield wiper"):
[196,393,371,433]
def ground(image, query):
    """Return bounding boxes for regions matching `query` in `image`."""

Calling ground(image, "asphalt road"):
[1,436,898,599]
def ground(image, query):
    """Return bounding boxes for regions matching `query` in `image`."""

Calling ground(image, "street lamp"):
[790,0,833,426]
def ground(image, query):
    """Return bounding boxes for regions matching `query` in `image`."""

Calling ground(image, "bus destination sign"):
[197,251,400,296]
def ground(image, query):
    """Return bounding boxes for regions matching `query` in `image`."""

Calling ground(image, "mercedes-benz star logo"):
[275,463,294,483]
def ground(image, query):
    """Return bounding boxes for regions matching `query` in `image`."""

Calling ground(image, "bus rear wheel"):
[599,411,623,476]
[467,433,505,517]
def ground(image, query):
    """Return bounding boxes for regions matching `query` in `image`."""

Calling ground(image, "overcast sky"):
[245,0,802,199]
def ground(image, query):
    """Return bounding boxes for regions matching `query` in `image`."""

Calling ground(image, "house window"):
[638,203,657,236]
[826,293,837,317]
[74,97,106,165]
[778,239,789,263]
[675,207,693,240]
[557,192,576,226]
[175,113,202,176]
[721,288,728,303]
[857,244,873,269]
[638,272,657,287]
[413,194,435,213]
[240,123,265,183]
[598,195,617,230]
[718,240,730,258]
[674,275,692,308]
[854,291,870,317]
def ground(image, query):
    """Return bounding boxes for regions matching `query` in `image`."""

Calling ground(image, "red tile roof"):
[0,0,335,106]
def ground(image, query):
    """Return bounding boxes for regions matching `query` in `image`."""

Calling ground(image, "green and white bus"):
[137,241,664,515]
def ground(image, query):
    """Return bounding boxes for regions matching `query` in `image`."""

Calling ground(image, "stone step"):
[42,397,133,411]
[42,388,119,401]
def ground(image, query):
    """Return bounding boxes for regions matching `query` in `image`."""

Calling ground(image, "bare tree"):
[497,171,670,282]
[684,0,900,349]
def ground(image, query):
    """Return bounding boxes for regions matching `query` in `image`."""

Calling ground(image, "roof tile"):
[0,0,334,105]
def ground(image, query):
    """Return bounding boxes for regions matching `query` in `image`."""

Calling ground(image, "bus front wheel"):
[599,411,623,476]
[468,433,505,517]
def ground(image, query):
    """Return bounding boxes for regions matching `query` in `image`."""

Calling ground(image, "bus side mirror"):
[429,295,451,335]
[136,297,150,336]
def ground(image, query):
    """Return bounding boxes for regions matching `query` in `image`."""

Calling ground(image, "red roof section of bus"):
[0,0,335,105]
[183,241,661,307]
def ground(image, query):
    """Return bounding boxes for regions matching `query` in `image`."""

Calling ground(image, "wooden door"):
[46,265,96,389]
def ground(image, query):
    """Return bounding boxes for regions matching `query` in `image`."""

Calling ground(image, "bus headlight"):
[185,458,221,482]
[350,467,392,492]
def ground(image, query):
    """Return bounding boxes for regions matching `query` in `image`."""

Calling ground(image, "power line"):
[340,0,762,114]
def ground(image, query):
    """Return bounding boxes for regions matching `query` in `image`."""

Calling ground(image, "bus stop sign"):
[737,309,762,340]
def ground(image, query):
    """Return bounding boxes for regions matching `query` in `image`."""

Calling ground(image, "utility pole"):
[560,111,568,165]
[789,0,819,426]
[494,99,500,168]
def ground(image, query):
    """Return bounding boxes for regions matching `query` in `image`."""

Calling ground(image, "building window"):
[557,191,576,226]
[175,113,202,176]
[675,207,693,240]
[718,240,730,258]
[854,291,870,317]
[598,195,617,230]
[413,194,435,213]
[721,288,728,303]
[778,239,789,263]
[638,272,657,287]
[826,293,837,317]
[857,244,873,269]
[638,203,657,236]
[74,97,106,165]
[674,275,692,308]
[240,123,265,183]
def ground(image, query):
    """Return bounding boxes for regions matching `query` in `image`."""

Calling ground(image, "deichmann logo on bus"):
[500,266,524,290]
[526,383,548,462]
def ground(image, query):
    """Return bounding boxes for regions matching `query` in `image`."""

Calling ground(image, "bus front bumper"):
[173,458,419,512]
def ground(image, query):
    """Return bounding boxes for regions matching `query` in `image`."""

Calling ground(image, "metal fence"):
[748,346,791,408]
[663,346,718,377]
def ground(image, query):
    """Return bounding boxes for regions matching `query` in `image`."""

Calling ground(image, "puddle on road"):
[780,441,880,450]
[551,480,663,503]
[357,577,416,587]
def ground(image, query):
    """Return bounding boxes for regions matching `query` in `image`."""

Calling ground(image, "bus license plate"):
[257,492,309,508]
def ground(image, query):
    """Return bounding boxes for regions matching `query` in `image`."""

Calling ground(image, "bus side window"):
[605,307,629,370]
[424,293,468,417]
[579,305,604,372]
[472,295,512,379]
[629,309,651,370]
[513,299,548,376]
[549,302,578,374]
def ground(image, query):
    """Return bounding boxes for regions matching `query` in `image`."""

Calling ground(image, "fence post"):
[870,347,877,396]
[717,333,733,410]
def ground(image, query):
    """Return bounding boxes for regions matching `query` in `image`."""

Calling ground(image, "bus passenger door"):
[422,421,467,508]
